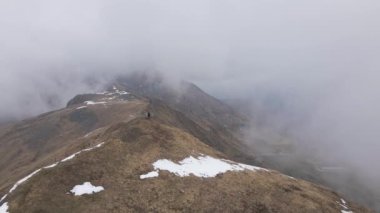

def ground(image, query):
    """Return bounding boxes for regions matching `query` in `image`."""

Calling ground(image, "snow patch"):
[140,171,159,179]
[70,182,104,196]
[61,142,105,163]
[116,90,129,95]
[95,91,107,95]
[94,142,104,148]
[95,87,129,98]
[341,199,346,205]
[0,202,9,213]
[85,101,107,105]
[282,174,296,180]
[61,152,80,162]
[82,142,105,152]
[83,128,102,138]
[9,169,42,193]
[112,85,129,95]
[0,142,105,204]
[43,163,58,169]
[141,155,267,179]
[76,106,87,110]
[0,195,6,203]
[84,132,92,138]
[338,198,353,213]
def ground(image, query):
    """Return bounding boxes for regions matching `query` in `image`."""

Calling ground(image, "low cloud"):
[1,0,380,208]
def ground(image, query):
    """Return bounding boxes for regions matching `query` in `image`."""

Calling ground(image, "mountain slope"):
[1,118,370,212]
[115,72,246,131]
[0,83,373,212]
[113,73,258,164]
[0,91,147,197]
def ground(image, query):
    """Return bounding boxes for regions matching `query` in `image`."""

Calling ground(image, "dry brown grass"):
[0,100,147,198]
[4,119,372,213]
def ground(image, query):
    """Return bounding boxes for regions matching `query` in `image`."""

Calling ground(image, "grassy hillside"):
[4,119,370,212]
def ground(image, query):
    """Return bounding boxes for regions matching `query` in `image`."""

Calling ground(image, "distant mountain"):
[0,77,372,212]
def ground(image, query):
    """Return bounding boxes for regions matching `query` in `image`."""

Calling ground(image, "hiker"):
[146,111,151,119]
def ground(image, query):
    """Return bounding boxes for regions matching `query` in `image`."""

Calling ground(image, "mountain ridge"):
[0,79,373,212]
[1,118,369,212]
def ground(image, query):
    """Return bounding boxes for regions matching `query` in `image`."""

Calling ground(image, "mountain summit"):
[0,77,371,212]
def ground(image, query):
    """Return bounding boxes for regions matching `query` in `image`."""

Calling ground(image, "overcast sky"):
[1,0,380,200]
[1,0,379,97]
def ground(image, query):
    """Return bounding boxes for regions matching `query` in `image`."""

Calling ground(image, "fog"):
[1,0,380,209]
